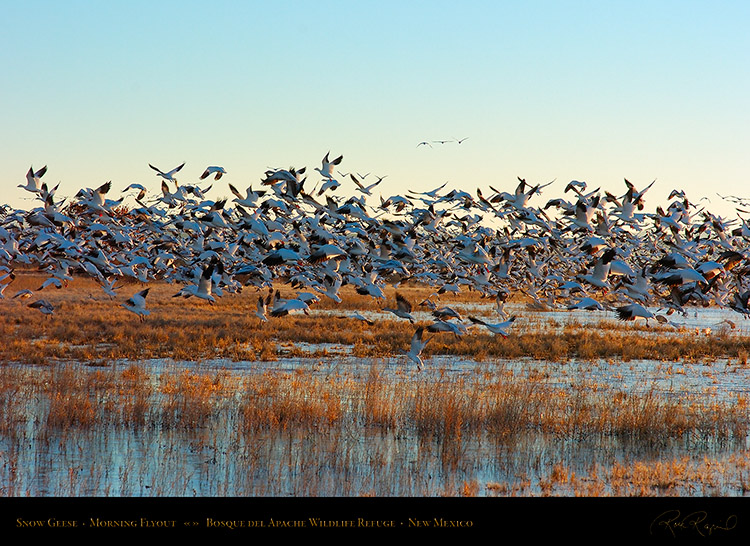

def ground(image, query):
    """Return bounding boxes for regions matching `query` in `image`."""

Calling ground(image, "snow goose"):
[13,288,34,300]
[19,165,47,193]
[567,297,607,311]
[200,166,226,180]
[406,326,432,371]
[468,316,517,337]
[350,174,383,196]
[122,288,151,321]
[269,295,310,317]
[28,299,55,316]
[173,261,216,303]
[615,303,655,325]
[341,312,375,326]
[427,320,468,338]
[149,162,185,183]
[314,152,343,179]
[229,184,266,208]
[384,292,415,323]
[255,294,269,323]
[578,248,616,290]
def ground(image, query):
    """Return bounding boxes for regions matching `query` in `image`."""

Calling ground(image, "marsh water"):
[2,306,750,497]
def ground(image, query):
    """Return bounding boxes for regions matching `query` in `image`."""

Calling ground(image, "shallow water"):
[3,305,750,497]
[2,349,750,497]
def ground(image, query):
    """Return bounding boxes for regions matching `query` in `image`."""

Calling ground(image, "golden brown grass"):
[5,273,750,366]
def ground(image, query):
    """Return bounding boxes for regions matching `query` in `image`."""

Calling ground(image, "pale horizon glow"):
[2,1,749,220]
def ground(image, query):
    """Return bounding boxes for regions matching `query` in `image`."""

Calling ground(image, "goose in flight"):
[122,183,149,203]
[350,174,383,196]
[122,288,151,321]
[615,303,655,325]
[314,152,343,179]
[149,162,185,183]
[229,183,266,208]
[173,261,216,303]
[406,326,432,371]
[427,320,468,338]
[384,292,416,323]
[578,248,616,290]
[567,297,606,311]
[340,312,375,326]
[19,165,48,193]
[28,299,55,316]
[468,315,516,337]
[269,293,310,317]
[13,288,34,300]
[200,166,226,180]
[255,294,270,323]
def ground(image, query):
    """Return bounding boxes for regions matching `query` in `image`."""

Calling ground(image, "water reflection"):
[1,357,749,497]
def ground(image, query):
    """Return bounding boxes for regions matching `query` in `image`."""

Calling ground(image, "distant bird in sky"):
[200,166,227,180]
[417,141,433,148]
[149,162,185,183]
[350,174,383,196]
[455,137,469,144]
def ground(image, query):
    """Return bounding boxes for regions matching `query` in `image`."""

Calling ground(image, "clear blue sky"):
[2,0,749,218]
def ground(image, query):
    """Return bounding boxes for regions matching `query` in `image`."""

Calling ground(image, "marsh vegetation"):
[2,274,750,496]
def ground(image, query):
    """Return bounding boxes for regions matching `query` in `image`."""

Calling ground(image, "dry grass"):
[5,273,750,366]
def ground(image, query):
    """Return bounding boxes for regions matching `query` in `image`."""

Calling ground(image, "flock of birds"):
[3,153,750,370]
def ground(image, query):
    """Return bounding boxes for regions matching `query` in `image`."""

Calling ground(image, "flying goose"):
[406,326,432,371]
[28,299,55,316]
[200,166,226,180]
[468,315,517,337]
[149,162,185,183]
[122,288,151,321]
[384,292,415,323]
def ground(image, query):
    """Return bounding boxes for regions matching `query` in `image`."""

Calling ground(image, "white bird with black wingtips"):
[149,162,185,183]
[315,152,343,180]
[19,165,48,193]
[122,288,151,321]
[200,166,226,180]
[406,326,432,371]
[615,303,655,325]
[173,261,217,304]
[468,315,517,337]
